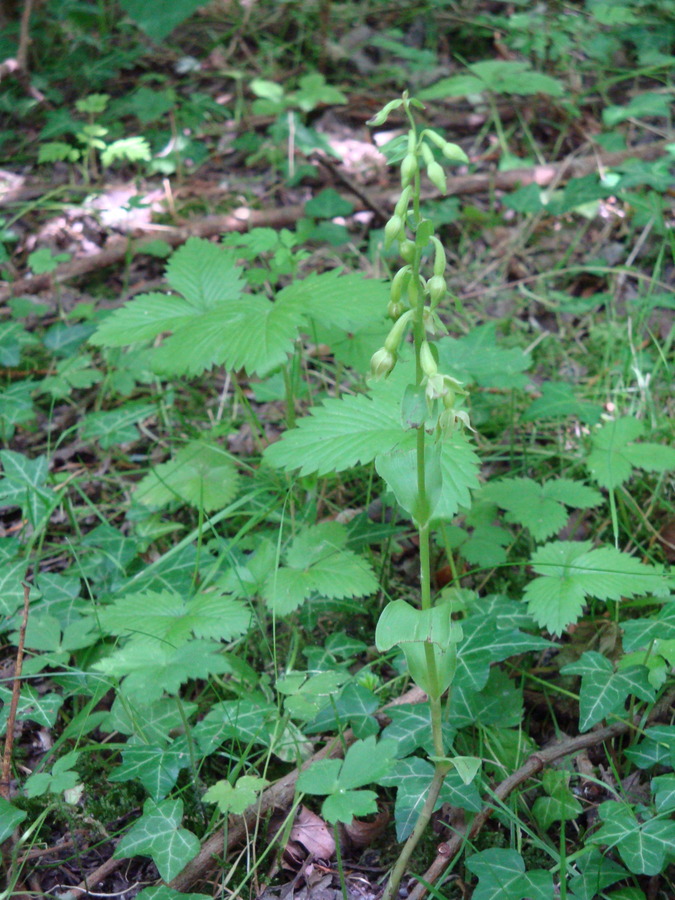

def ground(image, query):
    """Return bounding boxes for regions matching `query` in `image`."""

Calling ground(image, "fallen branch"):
[0,138,668,305]
[0,583,31,800]
[407,718,634,900]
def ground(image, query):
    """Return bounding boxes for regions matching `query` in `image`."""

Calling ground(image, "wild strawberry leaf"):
[524,541,670,635]
[586,417,675,489]
[134,440,240,511]
[482,477,602,541]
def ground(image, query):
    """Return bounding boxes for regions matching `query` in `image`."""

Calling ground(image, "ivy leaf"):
[0,685,63,734]
[378,757,481,840]
[380,703,455,759]
[192,698,278,756]
[306,682,380,739]
[0,797,27,843]
[586,418,675,489]
[109,743,191,800]
[114,798,199,882]
[566,848,628,900]
[204,775,269,815]
[652,774,675,813]
[37,353,102,398]
[465,848,553,900]
[134,441,240,511]
[624,726,675,769]
[524,541,670,635]
[263,522,377,615]
[79,402,155,449]
[532,770,582,829]
[562,651,655,731]
[590,801,675,875]
[98,589,251,647]
[482,478,602,541]
[135,887,211,900]
[623,603,675,650]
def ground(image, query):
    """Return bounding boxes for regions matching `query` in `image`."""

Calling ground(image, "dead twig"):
[0,582,31,800]
[169,686,426,893]
[407,719,634,900]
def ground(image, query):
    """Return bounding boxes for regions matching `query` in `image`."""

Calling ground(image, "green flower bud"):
[370,347,396,380]
[401,152,418,187]
[390,265,411,304]
[394,186,412,218]
[426,159,446,193]
[399,239,416,263]
[420,341,438,378]
[423,308,447,336]
[430,236,446,278]
[427,274,447,308]
[384,309,414,352]
[384,214,404,249]
[388,299,405,320]
[420,141,434,166]
[407,274,420,307]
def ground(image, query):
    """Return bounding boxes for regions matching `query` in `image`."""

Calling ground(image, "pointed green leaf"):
[134,441,240,511]
[586,418,675,489]
[114,798,199,882]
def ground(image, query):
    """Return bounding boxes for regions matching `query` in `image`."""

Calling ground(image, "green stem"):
[381,763,449,900]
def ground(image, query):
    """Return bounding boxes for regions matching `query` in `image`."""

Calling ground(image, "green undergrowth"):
[0,2,674,900]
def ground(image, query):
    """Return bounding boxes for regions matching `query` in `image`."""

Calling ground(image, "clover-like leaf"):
[586,417,675,489]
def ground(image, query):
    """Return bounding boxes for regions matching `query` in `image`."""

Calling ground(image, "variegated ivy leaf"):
[464,848,553,900]
[562,651,655,731]
[114,798,199,882]
[590,801,675,876]
[109,741,191,800]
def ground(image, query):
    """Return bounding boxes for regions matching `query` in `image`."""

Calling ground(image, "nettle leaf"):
[94,639,232,704]
[109,742,191,800]
[436,324,531,389]
[465,848,553,900]
[204,775,269,815]
[482,478,603,541]
[590,801,675,876]
[134,440,240,511]
[98,589,251,647]
[298,736,396,824]
[263,522,378,616]
[562,652,655,731]
[264,381,404,476]
[586,418,675,489]
[524,541,670,635]
[114,797,199,882]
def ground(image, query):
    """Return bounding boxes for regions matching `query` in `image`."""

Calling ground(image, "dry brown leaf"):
[289,805,336,860]
[341,805,390,849]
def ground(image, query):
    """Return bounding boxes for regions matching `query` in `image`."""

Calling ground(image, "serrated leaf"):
[98,589,250,647]
[483,478,602,541]
[586,418,675,489]
[524,541,670,635]
[134,441,240,511]
[436,324,531,389]
[263,522,377,616]
[264,383,404,475]
[114,798,199,881]
[101,136,151,166]
[522,381,602,424]
[94,639,232,703]
[204,775,269,815]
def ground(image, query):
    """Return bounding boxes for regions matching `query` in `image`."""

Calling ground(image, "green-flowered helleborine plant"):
[265,92,480,899]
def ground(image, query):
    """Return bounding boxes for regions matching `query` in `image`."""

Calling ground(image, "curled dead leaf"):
[288,805,336,860]
[340,804,390,849]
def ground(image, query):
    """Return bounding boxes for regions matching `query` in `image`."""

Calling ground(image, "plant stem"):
[381,764,448,900]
